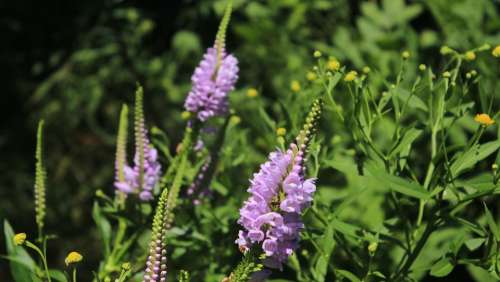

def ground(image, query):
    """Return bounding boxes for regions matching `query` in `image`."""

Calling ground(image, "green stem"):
[25,241,52,282]
[393,215,439,280]
[72,267,77,282]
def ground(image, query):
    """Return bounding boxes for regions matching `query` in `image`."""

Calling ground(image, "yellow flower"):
[418,64,426,71]
[290,80,301,92]
[306,71,317,81]
[313,50,322,58]
[402,51,410,59]
[344,71,358,82]
[326,59,340,71]
[474,113,495,126]
[13,233,26,245]
[492,45,500,58]
[362,66,370,74]
[181,111,191,120]
[442,71,451,78]
[276,127,286,136]
[65,251,83,266]
[246,88,258,98]
[465,51,476,61]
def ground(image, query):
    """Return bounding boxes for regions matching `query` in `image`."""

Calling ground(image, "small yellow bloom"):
[402,51,410,59]
[313,50,322,58]
[181,111,191,120]
[465,51,476,61]
[474,113,495,126]
[306,71,317,81]
[418,64,426,71]
[290,80,301,92]
[65,251,83,266]
[362,66,370,74]
[326,59,340,71]
[13,233,26,245]
[492,45,500,58]
[344,71,358,82]
[246,88,258,98]
[276,127,286,136]
[443,71,451,78]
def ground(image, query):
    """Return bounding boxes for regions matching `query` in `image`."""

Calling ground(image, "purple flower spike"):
[184,47,239,121]
[236,144,316,268]
[114,86,161,201]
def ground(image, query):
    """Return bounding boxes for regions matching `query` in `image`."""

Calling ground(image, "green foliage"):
[4,0,500,281]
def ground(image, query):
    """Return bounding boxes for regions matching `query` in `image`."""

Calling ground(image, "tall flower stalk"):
[229,99,323,280]
[184,0,239,121]
[34,119,47,241]
[114,85,162,201]
[114,104,129,206]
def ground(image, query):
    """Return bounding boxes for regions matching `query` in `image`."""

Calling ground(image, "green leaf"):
[312,222,336,282]
[430,257,454,277]
[330,218,362,239]
[92,202,111,257]
[483,203,500,241]
[450,141,500,178]
[464,238,486,251]
[366,163,430,199]
[335,269,361,282]
[388,127,422,158]
[48,270,68,282]
[3,220,36,282]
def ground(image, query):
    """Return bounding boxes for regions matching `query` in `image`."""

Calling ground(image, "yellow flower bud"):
[368,242,378,254]
[443,71,451,78]
[465,51,476,61]
[306,71,317,81]
[246,88,258,98]
[344,71,358,82]
[276,127,286,136]
[418,64,426,71]
[402,51,410,59]
[474,113,494,126]
[440,46,453,55]
[492,45,500,58]
[230,115,241,125]
[313,50,322,58]
[470,70,477,76]
[65,251,83,266]
[181,111,191,120]
[327,59,340,71]
[362,66,370,74]
[13,233,26,245]
[290,80,301,92]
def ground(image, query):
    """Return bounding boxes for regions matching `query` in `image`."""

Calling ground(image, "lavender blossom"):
[236,99,322,269]
[236,144,316,268]
[184,47,239,121]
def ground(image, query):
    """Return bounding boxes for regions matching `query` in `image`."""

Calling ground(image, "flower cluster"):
[184,48,239,121]
[184,1,239,121]
[236,100,322,268]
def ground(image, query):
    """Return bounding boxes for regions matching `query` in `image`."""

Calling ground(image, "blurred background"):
[1,0,499,280]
